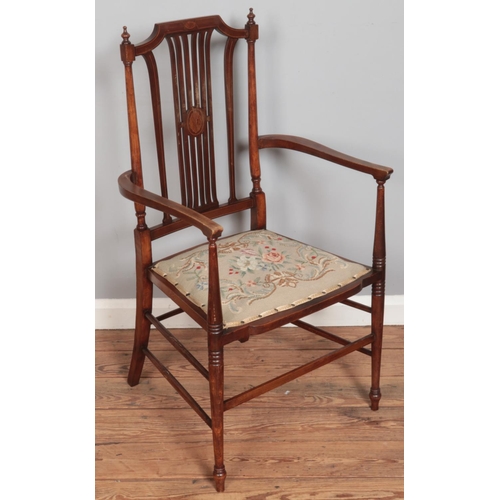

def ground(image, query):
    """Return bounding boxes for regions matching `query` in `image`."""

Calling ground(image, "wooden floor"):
[96,325,404,499]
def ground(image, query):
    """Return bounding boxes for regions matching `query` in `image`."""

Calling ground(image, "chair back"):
[120,11,263,238]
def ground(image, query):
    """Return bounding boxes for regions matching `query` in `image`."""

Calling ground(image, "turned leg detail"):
[209,349,226,492]
[369,278,384,411]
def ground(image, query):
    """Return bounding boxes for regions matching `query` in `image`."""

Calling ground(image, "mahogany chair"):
[118,9,393,492]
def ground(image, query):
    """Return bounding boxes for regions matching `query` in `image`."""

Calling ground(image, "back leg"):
[127,297,152,386]
[128,227,153,387]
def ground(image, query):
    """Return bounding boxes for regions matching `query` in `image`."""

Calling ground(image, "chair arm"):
[118,171,224,239]
[258,134,393,182]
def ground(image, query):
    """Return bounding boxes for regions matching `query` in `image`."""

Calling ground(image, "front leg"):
[207,237,226,491]
[369,280,384,410]
[209,347,226,491]
[369,180,387,411]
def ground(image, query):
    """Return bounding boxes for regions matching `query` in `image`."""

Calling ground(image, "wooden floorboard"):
[96,478,403,500]
[96,326,403,499]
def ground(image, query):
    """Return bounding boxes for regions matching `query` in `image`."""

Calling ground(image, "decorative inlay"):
[184,21,197,30]
[186,107,206,136]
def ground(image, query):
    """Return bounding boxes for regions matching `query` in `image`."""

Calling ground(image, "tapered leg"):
[209,348,226,492]
[128,227,153,387]
[369,280,384,410]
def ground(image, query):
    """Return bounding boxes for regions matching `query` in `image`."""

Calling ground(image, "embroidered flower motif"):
[262,251,285,264]
[233,255,259,272]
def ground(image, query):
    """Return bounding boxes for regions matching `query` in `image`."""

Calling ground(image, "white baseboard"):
[95,295,403,329]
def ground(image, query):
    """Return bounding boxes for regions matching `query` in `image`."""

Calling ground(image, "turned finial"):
[121,26,130,44]
[247,8,255,25]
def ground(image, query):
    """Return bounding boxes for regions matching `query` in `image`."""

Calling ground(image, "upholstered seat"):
[152,230,371,328]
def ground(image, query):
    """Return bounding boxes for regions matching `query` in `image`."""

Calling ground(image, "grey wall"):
[96,0,403,299]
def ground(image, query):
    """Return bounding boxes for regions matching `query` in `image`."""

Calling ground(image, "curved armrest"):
[118,171,223,239]
[258,134,393,181]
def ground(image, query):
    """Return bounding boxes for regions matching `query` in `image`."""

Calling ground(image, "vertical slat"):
[194,33,210,210]
[205,30,218,207]
[199,30,212,208]
[182,34,199,209]
[191,32,201,107]
[224,37,238,203]
[166,37,188,206]
[181,34,194,107]
[142,51,172,223]
[190,32,201,208]
[175,36,193,207]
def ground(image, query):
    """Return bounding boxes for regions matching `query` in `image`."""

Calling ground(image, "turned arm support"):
[118,171,224,239]
[258,134,393,181]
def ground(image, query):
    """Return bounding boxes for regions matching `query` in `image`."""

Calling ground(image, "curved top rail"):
[134,15,249,55]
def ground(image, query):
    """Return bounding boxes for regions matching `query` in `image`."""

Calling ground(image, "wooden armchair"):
[118,9,393,493]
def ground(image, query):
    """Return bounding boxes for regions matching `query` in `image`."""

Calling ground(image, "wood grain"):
[96,477,403,499]
[96,326,403,498]
[96,441,403,479]
[95,326,404,351]
[96,376,404,410]
[95,345,403,379]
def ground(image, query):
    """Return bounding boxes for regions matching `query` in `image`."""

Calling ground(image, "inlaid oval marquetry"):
[186,107,206,136]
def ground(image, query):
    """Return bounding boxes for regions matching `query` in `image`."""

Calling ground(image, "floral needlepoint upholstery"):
[152,230,371,328]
